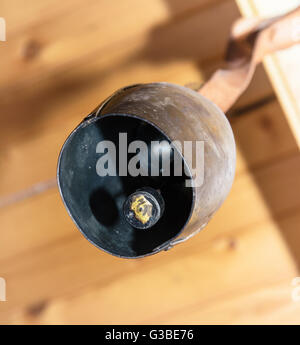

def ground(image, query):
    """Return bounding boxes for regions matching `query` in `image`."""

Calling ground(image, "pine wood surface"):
[0,0,299,324]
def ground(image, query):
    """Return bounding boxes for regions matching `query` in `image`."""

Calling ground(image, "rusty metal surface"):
[97,82,236,247]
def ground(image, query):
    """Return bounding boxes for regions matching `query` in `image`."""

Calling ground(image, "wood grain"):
[0,0,299,324]
[236,0,300,148]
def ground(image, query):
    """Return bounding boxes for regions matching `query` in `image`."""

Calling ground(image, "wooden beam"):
[236,0,300,148]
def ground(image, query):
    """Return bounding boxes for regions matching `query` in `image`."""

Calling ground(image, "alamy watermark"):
[0,277,6,301]
[292,17,300,42]
[0,17,6,42]
[291,277,300,302]
[95,134,204,187]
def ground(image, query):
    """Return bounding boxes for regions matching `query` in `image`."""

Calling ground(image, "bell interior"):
[58,114,194,258]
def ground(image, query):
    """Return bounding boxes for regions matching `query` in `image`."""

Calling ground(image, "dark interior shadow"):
[89,187,119,227]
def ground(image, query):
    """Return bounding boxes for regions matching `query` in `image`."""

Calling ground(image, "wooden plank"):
[160,279,300,325]
[236,0,300,148]
[232,98,298,172]
[1,0,213,37]
[2,210,298,324]
[1,0,92,35]
[0,0,231,91]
